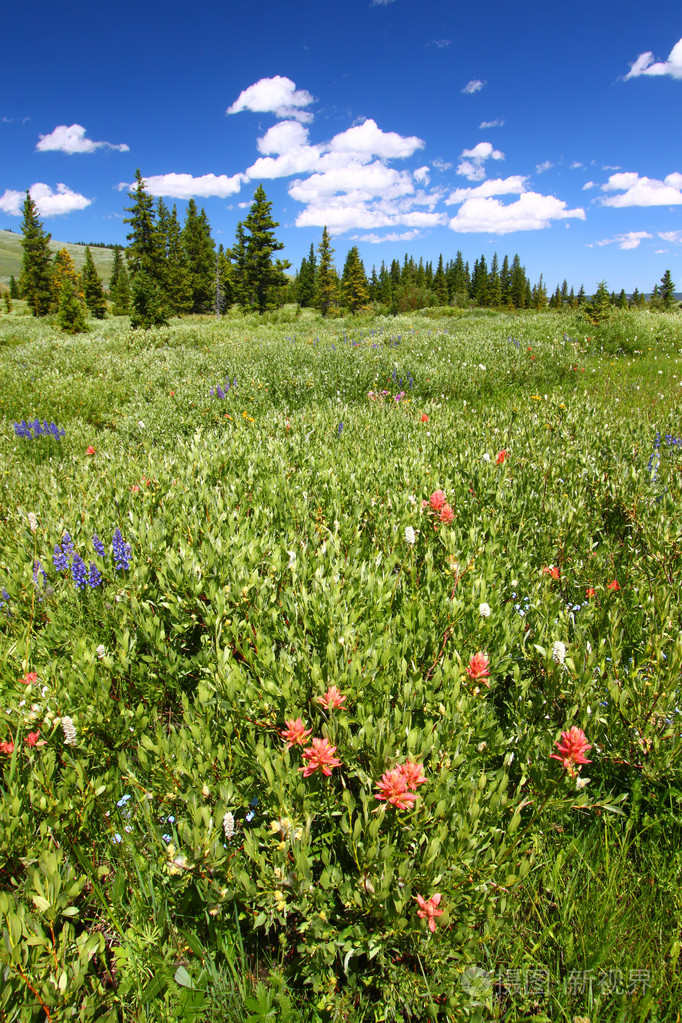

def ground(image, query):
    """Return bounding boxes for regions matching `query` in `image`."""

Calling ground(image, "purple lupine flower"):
[87,562,102,588]
[32,419,43,437]
[112,528,132,571]
[53,544,69,572]
[61,533,75,558]
[33,560,47,587]
[216,384,225,399]
[71,554,88,591]
[92,534,106,558]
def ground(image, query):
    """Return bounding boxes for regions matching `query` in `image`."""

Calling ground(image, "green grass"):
[0,228,117,289]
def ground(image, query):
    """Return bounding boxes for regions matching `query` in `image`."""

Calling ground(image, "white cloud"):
[625,37,682,80]
[600,171,682,206]
[353,230,422,242]
[413,166,430,185]
[227,76,314,122]
[593,231,652,250]
[448,191,585,234]
[370,0,396,5]
[479,119,504,128]
[571,161,585,169]
[329,118,424,160]
[36,123,128,154]
[0,181,91,216]
[432,157,453,172]
[428,39,451,48]
[462,79,485,94]
[456,141,504,181]
[582,181,596,190]
[658,230,682,243]
[446,175,527,205]
[535,160,553,174]
[134,172,245,199]
[289,161,414,204]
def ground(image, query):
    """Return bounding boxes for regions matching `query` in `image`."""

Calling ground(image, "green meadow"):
[0,305,681,1022]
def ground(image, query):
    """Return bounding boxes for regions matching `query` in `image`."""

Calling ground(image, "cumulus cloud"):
[289,161,414,204]
[227,76,314,122]
[571,161,585,169]
[582,181,597,190]
[462,79,485,94]
[329,118,423,160]
[448,191,585,234]
[413,166,430,185]
[535,160,553,174]
[658,230,682,243]
[456,141,504,181]
[600,171,682,206]
[119,172,244,199]
[592,231,652,250]
[479,119,504,128]
[0,181,91,216]
[625,37,682,80]
[432,157,453,172]
[36,123,128,154]
[446,175,527,205]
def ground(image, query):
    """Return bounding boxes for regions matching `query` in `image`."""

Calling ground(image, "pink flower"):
[86,446,96,455]
[399,760,428,790]
[543,566,560,580]
[439,503,454,524]
[550,726,592,778]
[281,718,312,749]
[300,737,342,777]
[415,893,444,932]
[19,671,38,686]
[496,449,507,465]
[466,652,490,684]
[25,731,40,747]
[608,579,620,591]
[429,490,447,512]
[375,767,418,810]
[0,740,14,755]
[131,485,140,493]
[318,686,347,711]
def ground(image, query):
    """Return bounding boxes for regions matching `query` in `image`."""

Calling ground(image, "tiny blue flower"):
[53,544,69,572]
[87,562,102,588]
[71,554,88,591]
[92,534,106,557]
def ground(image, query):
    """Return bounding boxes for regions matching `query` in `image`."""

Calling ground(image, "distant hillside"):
[0,229,117,288]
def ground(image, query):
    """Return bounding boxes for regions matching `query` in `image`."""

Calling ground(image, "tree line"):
[13,176,679,329]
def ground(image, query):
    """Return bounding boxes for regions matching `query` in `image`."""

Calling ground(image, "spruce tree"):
[81,246,107,318]
[316,227,339,317]
[51,249,82,312]
[124,171,167,326]
[109,245,123,295]
[58,276,87,333]
[19,192,53,317]
[659,270,676,310]
[9,276,19,299]
[488,253,502,307]
[182,200,216,313]
[165,205,192,315]
[234,185,290,313]
[341,246,369,313]
[433,255,448,305]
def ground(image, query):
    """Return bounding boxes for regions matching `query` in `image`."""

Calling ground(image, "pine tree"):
[130,271,168,329]
[488,253,502,307]
[342,246,369,313]
[316,227,339,317]
[217,244,233,312]
[124,170,164,280]
[163,206,192,315]
[19,192,53,316]
[81,246,107,318]
[297,247,316,307]
[182,200,216,313]
[509,255,527,309]
[111,257,131,315]
[659,269,676,310]
[532,274,547,310]
[58,276,87,333]
[9,276,19,299]
[433,254,448,305]
[109,245,123,295]
[51,249,82,311]
[234,185,290,313]
[584,280,612,324]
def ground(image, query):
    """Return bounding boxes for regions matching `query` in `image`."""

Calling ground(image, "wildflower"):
[53,544,69,572]
[20,671,38,685]
[495,449,508,465]
[585,587,596,598]
[552,641,566,665]
[71,554,88,591]
[61,533,75,557]
[415,893,444,932]
[0,740,14,755]
[281,718,312,748]
[482,453,491,462]
[112,528,132,571]
[421,414,429,422]
[299,737,342,777]
[25,731,40,747]
[576,776,591,791]
[399,760,428,790]
[27,512,38,533]
[85,562,101,588]
[92,535,106,557]
[375,767,418,810]
[86,446,96,455]
[608,579,620,591]
[405,526,416,545]
[33,560,47,587]
[222,812,235,840]
[439,503,454,525]
[466,652,490,684]
[61,716,77,746]
[96,644,106,659]
[543,566,560,580]
[318,686,347,711]
[479,602,491,618]
[429,490,447,512]
[550,726,592,777]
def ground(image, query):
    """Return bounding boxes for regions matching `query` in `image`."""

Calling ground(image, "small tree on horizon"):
[659,269,676,311]
[81,246,107,318]
[316,227,339,317]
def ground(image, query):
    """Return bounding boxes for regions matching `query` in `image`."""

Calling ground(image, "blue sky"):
[1,0,681,293]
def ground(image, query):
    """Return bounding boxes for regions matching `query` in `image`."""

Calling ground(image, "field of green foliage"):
[1,307,681,1022]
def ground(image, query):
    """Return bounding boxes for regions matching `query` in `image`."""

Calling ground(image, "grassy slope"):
[0,229,116,289]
